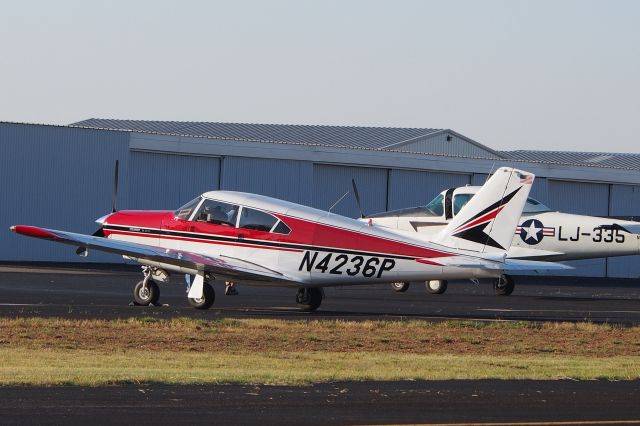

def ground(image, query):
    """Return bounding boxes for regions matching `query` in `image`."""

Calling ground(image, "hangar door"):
[128,151,220,210]
[221,157,314,205]
[607,185,640,278]
[547,180,609,277]
[388,170,470,210]
[313,164,387,218]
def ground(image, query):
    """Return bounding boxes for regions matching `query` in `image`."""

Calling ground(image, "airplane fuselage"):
[101,192,503,287]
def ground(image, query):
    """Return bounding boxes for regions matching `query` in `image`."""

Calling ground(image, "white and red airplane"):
[10,167,569,311]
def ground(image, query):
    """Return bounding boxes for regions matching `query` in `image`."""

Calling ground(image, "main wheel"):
[133,279,160,306]
[494,275,515,296]
[425,279,448,295]
[296,288,322,312]
[188,282,216,309]
[390,282,410,292]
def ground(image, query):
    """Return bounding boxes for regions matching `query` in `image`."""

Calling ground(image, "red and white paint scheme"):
[11,167,569,311]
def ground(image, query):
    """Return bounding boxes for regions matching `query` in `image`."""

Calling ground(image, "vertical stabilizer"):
[432,167,534,253]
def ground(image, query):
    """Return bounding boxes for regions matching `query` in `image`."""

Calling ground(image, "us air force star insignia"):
[519,219,544,245]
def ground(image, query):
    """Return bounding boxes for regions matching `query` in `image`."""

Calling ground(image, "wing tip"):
[10,225,58,240]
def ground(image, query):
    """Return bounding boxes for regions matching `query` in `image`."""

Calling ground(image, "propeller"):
[112,160,119,213]
[351,179,365,218]
[76,160,119,255]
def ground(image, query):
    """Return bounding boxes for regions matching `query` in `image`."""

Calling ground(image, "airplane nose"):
[95,213,111,226]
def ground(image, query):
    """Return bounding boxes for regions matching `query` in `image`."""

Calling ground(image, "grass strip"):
[0,348,638,386]
[1,317,639,385]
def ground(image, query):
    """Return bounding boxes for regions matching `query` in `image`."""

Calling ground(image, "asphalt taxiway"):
[1,380,639,425]
[0,264,639,324]
[1,264,640,425]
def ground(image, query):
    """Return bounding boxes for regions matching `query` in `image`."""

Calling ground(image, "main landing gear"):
[388,275,515,296]
[493,274,515,296]
[296,288,323,312]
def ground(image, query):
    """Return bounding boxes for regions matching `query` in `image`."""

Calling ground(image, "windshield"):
[175,197,202,220]
[425,193,444,216]
[523,197,551,213]
[453,194,473,215]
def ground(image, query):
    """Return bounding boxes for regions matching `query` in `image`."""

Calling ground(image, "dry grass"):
[0,317,638,385]
[1,317,638,356]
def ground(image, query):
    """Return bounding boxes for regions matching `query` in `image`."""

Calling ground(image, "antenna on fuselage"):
[328,190,350,213]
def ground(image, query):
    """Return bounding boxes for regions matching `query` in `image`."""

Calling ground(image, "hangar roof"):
[54,118,640,171]
[500,150,640,171]
[72,118,442,150]
[70,118,503,159]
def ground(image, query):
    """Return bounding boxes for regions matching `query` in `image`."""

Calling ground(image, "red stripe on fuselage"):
[105,229,305,253]
[105,209,454,260]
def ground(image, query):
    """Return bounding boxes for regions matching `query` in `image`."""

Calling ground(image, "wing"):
[418,255,573,272]
[10,225,301,285]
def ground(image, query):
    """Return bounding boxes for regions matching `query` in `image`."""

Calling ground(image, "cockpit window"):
[523,197,551,213]
[195,200,239,226]
[425,193,444,216]
[453,194,473,215]
[239,207,279,232]
[175,197,202,220]
[272,220,291,235]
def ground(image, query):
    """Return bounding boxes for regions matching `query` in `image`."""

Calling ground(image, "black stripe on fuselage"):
[103,225,420,260]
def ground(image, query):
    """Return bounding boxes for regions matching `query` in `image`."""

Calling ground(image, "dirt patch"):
[1,317,638,357]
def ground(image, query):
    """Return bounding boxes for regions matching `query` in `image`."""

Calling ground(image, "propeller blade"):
[112,160,119,213]
[351,179,365,218]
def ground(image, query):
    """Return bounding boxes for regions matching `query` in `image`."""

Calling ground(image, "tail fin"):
[433,167,534,253]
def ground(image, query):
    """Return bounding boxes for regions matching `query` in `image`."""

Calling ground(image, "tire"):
[188,282,216,309]
[425,279,448,295]
[494,275,515,296]
[133,279,160,306]
[390,282,410,292]
[296,288,323,312]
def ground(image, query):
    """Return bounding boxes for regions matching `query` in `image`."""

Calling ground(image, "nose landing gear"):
[133,266,161,306]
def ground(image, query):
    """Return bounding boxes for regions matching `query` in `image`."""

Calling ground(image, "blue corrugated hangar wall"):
[1,122,639,279]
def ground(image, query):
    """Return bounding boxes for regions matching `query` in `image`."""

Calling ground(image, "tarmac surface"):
[1,264,640,425]
[0,264,639,324]
[1,380,640,425]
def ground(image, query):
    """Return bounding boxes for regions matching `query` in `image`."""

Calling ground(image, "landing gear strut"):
[390,282,410,292]
[133,266,160,306]
[296,288,323,312]
[493,274,515,296]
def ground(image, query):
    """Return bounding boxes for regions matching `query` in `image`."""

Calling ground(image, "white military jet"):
[365,185,640,295]
[11,167,569,311]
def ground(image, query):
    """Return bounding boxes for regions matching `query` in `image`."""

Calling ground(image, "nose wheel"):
[133,279,160,306]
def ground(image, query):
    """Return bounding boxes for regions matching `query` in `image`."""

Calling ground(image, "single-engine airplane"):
[11,167,570,311]
[364,185,640,296]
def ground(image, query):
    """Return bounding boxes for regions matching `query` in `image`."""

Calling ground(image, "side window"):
[175,197,202,220]
[272,220,291,235]
[239,208,278,232]
[453,194,473,216]
[195,200,239,227]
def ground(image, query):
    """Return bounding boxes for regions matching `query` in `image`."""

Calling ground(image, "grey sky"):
[1,0,638,152]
